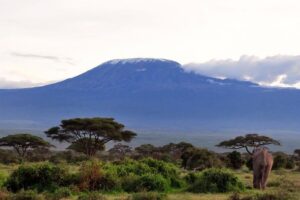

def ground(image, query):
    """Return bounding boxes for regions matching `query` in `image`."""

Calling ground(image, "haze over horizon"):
[2,0,300,88]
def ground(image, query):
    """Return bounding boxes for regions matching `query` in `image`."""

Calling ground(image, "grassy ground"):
[0,164,299,200]
[105,168,300,200]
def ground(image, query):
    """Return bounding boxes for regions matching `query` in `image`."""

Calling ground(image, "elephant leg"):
[253,173,257,188]
[254,168,263,189]
[262,165,271,189]
[259,167,265,190]
[253,169,261,189]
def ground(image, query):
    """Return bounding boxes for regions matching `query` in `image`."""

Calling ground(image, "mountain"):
[1,58,300,132]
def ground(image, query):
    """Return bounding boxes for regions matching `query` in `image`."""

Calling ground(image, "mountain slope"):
[1,58,300,131]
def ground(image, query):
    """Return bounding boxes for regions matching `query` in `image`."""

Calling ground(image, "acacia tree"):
[216,133,280,155]
[161,142,194,156]
[0,133,53,159]
[45,118,137,156]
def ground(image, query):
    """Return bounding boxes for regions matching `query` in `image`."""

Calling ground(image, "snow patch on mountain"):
[206,79,231,86]
[104,58,179,65]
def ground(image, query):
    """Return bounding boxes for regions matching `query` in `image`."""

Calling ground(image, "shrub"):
[131,192,167,200]
[188,168,245,193]
[139,158,184,188]
[226,151,244,169]
[286,158,296,169]
[124,174,169,192]
[181,148,222,170]
[11,190,44,200]
[100,173,121,192]
[78,160,120,191]
[246,158,253,171]
[75,158,184,193]
[6,163,68,192]
[78,161,103,191]
[184,172,202,185]
[78,192,107,200]
[104,158,183,189]
[272,152,296,170]
[273,153,288,170]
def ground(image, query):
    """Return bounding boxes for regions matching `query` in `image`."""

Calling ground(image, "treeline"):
[0,117,299,172]
[0,139,299,172]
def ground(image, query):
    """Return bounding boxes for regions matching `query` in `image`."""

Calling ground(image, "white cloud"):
[184,55,300,88]
[0,78,44,89]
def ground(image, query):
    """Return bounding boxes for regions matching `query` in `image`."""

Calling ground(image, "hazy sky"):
[2,0,300,88]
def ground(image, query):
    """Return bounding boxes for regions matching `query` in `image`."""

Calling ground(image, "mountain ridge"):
[0,58,300,133]
[44,58,258,91]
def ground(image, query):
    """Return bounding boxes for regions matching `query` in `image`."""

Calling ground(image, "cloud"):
[0,78,41,89]
[0,78,55,89]
[184,55,300,88]
[10,52,75,65]
[11,52,60,61]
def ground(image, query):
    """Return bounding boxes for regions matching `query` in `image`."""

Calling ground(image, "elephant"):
[252,147,273,189]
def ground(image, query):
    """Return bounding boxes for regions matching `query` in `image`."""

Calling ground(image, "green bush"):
[100,173,121,192]
[246,158,253,171]
[131,192,166,200]
[78,192,107,200]
[272,152,296,170]
[78,160,121,192]
[226,151,244,170]
[181,148,222,170]
[286,158,296,169]
[124,174,169,192]
[188,168,245,193]
[103,158,183,190]
[11,190,44,200]
[6,163,68,192]
[184,172,202,184]
[273,153,288,169]
[78,161,104,191]
[140,158,184,188]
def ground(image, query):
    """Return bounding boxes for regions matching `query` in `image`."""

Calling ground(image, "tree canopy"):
[135,144,158,156]
[216,133,280,155]
[45,117,137,156]
[0,133,53,158]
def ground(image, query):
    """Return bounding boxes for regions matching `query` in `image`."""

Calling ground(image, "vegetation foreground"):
[0,159,299,200]
[0,117,300,199]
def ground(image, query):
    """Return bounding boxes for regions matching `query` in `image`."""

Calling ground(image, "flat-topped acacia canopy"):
[216,134,280,155]
[45,117,137,156]
[0,133,53,158]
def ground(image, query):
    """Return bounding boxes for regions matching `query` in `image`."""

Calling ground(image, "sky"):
[2,0,300,88]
